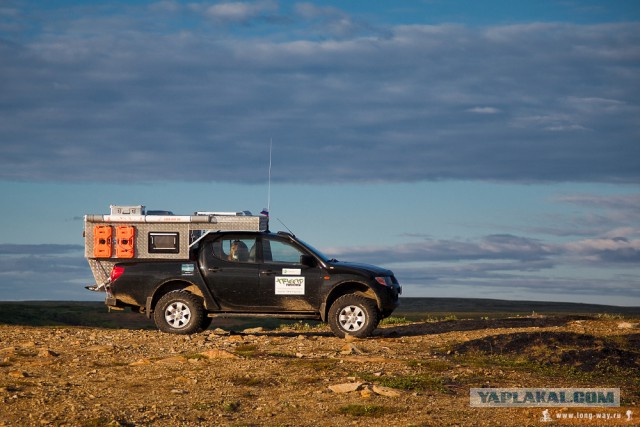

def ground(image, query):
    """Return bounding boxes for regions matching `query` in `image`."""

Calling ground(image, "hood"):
[326,260,393,277]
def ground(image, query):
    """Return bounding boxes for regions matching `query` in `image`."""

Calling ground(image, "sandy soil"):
[1,317,638,426]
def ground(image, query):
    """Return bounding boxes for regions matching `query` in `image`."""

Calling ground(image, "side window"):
[212,237,257,263]
[264,239,304,264]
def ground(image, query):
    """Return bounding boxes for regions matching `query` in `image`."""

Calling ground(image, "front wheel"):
[328,294,379,338]
[153,291,206,335]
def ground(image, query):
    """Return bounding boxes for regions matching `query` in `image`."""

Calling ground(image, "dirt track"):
[1,317,638,426]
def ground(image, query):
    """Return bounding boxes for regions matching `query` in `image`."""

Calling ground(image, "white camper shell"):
[84,205,268,290]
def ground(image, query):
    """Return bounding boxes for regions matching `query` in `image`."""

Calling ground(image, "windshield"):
[295,238,332,263]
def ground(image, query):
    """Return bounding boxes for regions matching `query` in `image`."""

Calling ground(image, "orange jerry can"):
[116,225,135,258]
[93,225,112,258]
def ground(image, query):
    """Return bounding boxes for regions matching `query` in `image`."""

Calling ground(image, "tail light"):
[110,266,125,282]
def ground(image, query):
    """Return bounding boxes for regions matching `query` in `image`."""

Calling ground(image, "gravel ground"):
[0,317,638,426]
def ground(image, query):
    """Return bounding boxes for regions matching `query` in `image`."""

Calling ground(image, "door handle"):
[261,270,277,275]
[208,267,221,272]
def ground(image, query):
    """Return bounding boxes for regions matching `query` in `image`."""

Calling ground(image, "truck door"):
[258,235,325,311]
[200,235,263,309]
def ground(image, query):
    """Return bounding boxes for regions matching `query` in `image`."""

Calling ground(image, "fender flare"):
[145,278,220,318]
[321,281,381,321]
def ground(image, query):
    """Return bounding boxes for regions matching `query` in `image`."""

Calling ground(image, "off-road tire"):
[153,291,206,335]
[328,294,379,338]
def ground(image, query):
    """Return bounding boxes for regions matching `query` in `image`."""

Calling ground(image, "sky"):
[0,0,639,306]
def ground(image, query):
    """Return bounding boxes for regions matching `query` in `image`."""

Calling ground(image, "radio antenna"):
[267,138,272,213]
[261,138,272,219]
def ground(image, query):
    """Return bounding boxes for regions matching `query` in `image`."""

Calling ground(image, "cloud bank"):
[0,3,638,184]
[0,244,99,300]
[325,192,640,304]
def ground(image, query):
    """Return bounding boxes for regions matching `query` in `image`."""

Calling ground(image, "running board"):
[207,312,321,320]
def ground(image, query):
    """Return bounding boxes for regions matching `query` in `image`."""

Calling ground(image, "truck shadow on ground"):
[241,316,589,339]
[369,315,587,338]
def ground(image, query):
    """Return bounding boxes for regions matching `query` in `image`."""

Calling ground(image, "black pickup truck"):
[105,230,401,337]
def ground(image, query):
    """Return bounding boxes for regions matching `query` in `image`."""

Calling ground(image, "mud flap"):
[145,296,153,318]
[319,302,327,322]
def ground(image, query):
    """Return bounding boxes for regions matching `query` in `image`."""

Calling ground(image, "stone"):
[360,385,373,398]
[199,349,238,359]
[157,356,188,364]
[38,349,58,358]
[8,370,27,379]
[372,385,402,397]
[328,382,363,394]
[129,358,152,366]
[617,322,638,329]
[340,343,365,355]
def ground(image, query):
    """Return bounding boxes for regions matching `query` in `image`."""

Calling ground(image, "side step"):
[207,312,321,320]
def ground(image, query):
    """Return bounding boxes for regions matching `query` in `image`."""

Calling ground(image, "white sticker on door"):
[275,276,305,295]
[282,268,301,275]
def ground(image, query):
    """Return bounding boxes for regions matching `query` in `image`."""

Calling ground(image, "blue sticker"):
[181,264,195,275]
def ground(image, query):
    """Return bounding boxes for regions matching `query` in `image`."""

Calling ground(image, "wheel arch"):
[321,281,380,322]
[147,280,206,316]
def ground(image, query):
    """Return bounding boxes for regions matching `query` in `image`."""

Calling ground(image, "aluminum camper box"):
[84,205,268,289]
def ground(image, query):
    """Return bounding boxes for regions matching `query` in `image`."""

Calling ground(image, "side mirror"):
[300,254,317,267]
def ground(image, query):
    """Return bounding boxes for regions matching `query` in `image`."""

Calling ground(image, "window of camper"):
[149,232,180,253]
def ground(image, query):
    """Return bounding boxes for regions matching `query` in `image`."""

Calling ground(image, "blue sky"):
[0,0,639,305]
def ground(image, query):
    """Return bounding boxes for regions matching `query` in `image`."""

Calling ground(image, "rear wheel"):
[328,294,379,338]
[154,291,206,335]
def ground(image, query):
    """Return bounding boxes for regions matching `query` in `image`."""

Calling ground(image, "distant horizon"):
[1,295,638,310]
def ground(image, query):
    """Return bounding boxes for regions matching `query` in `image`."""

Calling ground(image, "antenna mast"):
[267,138,272,214]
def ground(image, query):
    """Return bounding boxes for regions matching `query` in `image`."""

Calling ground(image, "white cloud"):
[204,0,278,23]
[467,106,500,114]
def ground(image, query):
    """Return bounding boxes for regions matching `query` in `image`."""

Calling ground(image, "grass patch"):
[234,344,260,357]
[358,372,453,394]
[287,358,338,370]
[277,320,323,331]
[192,400,241,412]
[424,314,458,323]
[379,316,411,325]
[449,332,640,402]
[450,331,640,374]
[81,418,135,427]
[192,402,215,411]
[295,375,322,385]
[595,313,626,320]
[406,358,451,371]
[230,375,267,387]
[222,401,241,412]
[337,404,396,417]
[267,351,297,358]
